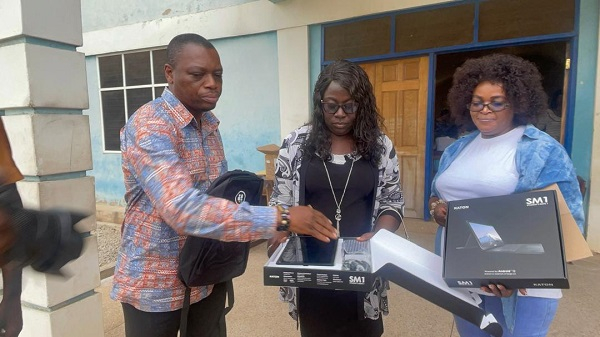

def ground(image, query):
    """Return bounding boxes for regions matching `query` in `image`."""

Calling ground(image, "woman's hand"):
[356,215,401,241]
[431,202,448,227]
[481,284,527,297]
[356,231,376,241]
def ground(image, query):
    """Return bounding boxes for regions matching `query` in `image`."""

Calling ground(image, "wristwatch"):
[276,205,290,231]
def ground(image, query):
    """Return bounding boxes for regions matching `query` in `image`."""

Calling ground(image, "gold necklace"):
[322,156,355,235]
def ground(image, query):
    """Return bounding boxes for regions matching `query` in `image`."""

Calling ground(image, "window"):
[395,4,475,52]
[479,0,575,42]
[98,49,168,151]
[324,17,391,61]
[323,0,576,62]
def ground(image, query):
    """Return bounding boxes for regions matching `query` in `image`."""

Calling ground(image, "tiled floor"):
[98,218,600,336]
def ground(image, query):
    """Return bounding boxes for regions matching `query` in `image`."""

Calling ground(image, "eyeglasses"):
[320,100,359,114]
[467,101,510,112]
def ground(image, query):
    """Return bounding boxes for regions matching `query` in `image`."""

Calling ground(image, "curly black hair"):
[447,53,548,129]
[303,60,385,165]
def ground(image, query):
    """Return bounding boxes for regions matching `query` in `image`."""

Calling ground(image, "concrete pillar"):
[0,0,103,336]
[277,26,311,140]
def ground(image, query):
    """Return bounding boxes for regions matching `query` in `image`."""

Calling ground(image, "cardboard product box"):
[264,231,504,337]
[443,190,568,289]
[538,184,592,262]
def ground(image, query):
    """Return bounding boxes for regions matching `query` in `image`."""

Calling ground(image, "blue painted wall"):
[309,24,322,102]
[85,32,280,204]
[571,0,599,226]
[215,34,281,171]
[81,0,257,32]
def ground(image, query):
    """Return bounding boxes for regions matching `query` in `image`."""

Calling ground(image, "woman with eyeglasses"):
[429,54,584,337]
[267,60,405,337]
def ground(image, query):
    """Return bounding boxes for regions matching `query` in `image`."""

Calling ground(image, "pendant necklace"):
[322,155,355,235]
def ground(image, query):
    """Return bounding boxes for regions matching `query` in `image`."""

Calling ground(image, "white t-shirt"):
[436,126,561,299]
[436,126,524,201]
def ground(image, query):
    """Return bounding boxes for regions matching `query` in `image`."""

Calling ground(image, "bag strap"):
[179,281,235,336]
[224,280,234,315]
[180,287,192,337]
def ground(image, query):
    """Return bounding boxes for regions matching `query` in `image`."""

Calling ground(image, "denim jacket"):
[431,124,584,231]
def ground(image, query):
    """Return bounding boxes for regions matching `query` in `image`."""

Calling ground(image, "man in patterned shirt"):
[112,33,337,337]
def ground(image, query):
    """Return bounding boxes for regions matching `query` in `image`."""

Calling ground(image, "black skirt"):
[297,287,383,337]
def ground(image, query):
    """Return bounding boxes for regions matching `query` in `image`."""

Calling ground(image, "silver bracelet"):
[429,199,446,217]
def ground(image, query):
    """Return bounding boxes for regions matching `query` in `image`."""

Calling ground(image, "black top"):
[304,154,375,237]
[298,154,383,337]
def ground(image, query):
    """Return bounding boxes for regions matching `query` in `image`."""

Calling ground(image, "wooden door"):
[361,56,429,218]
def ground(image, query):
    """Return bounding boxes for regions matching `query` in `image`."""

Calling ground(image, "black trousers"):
[122,282,227,337]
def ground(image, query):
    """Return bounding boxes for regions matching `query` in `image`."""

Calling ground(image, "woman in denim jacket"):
[429,54,584,337]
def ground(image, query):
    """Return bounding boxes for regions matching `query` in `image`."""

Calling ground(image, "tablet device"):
[276,236,338,266]
[463,221,545,254]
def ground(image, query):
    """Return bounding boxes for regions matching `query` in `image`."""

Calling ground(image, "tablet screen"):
[276,236,338,266]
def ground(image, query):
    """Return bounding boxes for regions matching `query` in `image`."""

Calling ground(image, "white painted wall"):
[277,26,310,139]
[81,0,255,32]
[80,0,450,55]
[0,0,82,45]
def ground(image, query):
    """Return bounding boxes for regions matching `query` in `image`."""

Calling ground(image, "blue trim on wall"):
[571,0,599,231]
[23,171,87,182]
[0,36,77,50]
[323,32,577,67]
[424,53,437,221]
[564,2,580,154]
[320,25,325,66]
[309,25,322,103]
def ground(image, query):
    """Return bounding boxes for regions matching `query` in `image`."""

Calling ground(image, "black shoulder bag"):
[178,170,264,336]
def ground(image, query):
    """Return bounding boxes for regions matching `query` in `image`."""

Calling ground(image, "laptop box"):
[264,236,376,291]
[264,231,504,336]
[443,190,568,289]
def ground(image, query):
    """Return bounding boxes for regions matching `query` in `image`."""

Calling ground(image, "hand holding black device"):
[276,235,338,266]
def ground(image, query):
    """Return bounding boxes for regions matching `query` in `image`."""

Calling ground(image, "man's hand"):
[287,206,337,242]
[0,210,15,266]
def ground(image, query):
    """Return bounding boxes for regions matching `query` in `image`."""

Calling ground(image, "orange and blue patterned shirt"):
[111,88,277,312]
